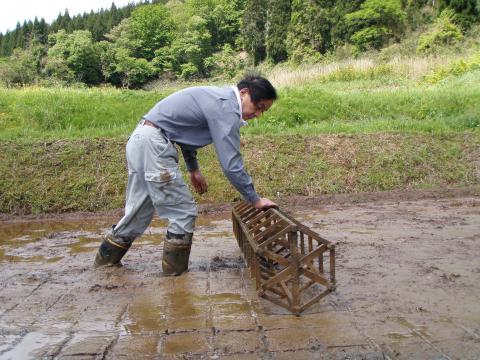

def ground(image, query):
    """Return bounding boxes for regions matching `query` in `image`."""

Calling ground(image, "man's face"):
[240,88,274,120]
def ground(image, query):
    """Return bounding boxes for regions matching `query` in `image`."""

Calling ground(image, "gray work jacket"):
[143,86,259,203]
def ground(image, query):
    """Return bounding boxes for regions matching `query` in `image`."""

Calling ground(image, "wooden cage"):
[232,202,336,315]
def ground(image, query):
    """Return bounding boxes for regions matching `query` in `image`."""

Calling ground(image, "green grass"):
[247,71,480,135]
[1,70,479,141]
[1,133,478,214]
[0,87,173,140]
[0,64,479,214]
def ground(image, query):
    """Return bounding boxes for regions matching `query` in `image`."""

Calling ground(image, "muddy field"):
[0,191,479,359]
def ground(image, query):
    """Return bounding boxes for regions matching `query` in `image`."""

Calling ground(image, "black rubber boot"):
[162,231,193,276]
[94,236,131,268]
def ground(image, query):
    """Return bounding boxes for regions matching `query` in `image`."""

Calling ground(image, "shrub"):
[417,9,463,53]
[345,0,407,52]
[424,52,480,83]
[204,44,247,78]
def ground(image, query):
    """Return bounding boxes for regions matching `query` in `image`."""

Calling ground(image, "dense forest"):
[0,0,478,88]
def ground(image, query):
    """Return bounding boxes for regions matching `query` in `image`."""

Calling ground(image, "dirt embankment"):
[1,133,479,215]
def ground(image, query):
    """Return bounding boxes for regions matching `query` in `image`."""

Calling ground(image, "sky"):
[0,0,139,34]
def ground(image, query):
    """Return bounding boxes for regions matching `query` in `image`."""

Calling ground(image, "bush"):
[180,62,199,79]
[204,44,246,78]
[0,48,40,86]
[417,9,463,53]
[345,0,407,52]
[424,52,480,83]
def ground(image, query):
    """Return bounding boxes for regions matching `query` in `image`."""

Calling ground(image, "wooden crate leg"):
[289,231,301,315]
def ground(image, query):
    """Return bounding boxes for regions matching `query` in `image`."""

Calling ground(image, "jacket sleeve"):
[179,146,199,172]
[206,101,260,203]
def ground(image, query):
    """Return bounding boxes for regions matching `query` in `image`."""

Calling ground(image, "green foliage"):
[169,16,213,78]
[345,0,407,51]
[208,0,246,49]
[42,56,76,84]
[204,44,247,78]
[0,48,40,86]
[128,4,175,60]
[266,0,291,63]
[437,0,479,29]
[286,0,326,63]
[424,52,480,82]
[98,42,158,88]
[0,2,135,57]
[0,39,46,86]
[417,9,464,53]
[47,30,102,85]
[1,0,479,87]
[404,0,435,29]
[241,0,267,65]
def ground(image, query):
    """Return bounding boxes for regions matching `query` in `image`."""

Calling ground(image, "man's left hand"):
[190,169,208,194]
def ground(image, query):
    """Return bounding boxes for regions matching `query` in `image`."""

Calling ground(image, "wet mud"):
[0,192,479,359]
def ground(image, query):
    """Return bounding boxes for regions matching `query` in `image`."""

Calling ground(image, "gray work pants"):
[111,121,197,246]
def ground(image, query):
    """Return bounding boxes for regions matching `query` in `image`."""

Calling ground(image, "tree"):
[208,0,245,49]
[168,15,213,78]
[47,30,102,84]
[14,22,25,49]
[330,0,365,46]
[241,0,267,65]
[286,0,327,62]
[436,0,479,28]
[128,4,175,60]
[98,41,158,88]
[0,32,15,56]
[265,0,291,63]
[0,39,46,86]
[417,8,463,52]
[345,0,407,51]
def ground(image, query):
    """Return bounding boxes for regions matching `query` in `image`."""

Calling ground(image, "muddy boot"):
[162,231,193,276]
[94,235,131,268]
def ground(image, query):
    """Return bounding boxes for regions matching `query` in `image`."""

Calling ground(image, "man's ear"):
[239,88,249,96]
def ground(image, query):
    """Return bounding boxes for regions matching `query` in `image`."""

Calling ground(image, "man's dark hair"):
[237,75,277,103]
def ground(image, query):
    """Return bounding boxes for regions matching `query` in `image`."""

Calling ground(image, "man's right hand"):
[190,169,208,194]
[253,198,278,210]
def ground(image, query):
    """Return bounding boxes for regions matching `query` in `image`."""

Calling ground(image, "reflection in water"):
[122,295,167,335]
[0,212,234,265]
[0,332,67,360]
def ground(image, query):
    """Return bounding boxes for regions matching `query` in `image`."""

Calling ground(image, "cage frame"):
[232,202,336,315]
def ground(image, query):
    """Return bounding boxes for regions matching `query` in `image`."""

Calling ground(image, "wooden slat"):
[232,202,336,315]
[246,208,273,227]
[299,244,327,265]
[280,280,294,305]
[256,225,295,249]
[261,266,294,291]
[302,268,330,287]
[330,247,336,284]
[300,289,332,312]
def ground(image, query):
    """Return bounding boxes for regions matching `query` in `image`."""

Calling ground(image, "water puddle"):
[0,332,66,360]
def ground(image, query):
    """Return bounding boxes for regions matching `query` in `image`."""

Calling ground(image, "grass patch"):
[0,60,479,214]
[0,87,172,140]
[1,70,479,141]
[0,133,478,214]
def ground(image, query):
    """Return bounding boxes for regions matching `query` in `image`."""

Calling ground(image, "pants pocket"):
[146,169,192,206]
[144,166,177,183]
